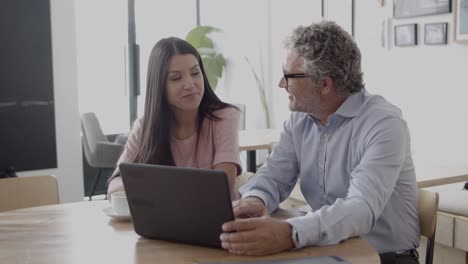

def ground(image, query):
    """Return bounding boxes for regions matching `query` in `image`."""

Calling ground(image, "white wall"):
[200,0,271,129]
[354,1,468,176]
[75,0,130,135]
[135,0,197,119]
[18,0,84,203]
[270,0,323,128]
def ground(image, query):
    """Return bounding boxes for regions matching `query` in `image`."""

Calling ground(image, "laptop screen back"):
[119,163,234,248]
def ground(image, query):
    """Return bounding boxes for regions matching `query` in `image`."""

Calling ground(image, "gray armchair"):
[81,112,124,200]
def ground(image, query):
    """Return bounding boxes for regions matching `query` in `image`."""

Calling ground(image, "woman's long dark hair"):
[131,37,235,166]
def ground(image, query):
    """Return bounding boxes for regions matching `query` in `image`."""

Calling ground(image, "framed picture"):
[395,24,418,46]
[424,22,448,44]
[394,0,451,18]
[455,0,468,42]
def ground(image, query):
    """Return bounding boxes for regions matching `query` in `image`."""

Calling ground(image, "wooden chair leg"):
[426,236,435,264]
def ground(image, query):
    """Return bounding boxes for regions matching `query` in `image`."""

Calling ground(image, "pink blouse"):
[112,107,241,177]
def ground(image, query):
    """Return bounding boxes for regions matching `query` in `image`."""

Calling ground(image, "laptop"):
[119,162,234,248]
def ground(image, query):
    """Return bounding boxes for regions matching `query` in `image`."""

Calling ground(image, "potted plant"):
[245,56,271,128]
[186,26,226,90]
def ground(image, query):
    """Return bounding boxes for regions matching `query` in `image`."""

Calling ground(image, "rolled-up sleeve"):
[212,107,242,175]
[109,119,143,180]
[240,116,300,213]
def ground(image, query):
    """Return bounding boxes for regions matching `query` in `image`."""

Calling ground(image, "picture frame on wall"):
[393,0,451,18]
[455,0,468,42]
[424,22,448,44]
[395,24,418,46]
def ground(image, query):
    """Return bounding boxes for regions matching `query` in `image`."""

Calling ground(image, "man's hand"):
[232,197,269,218]
[220,216,294,255]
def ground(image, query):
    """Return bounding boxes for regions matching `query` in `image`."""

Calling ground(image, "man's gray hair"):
[285,21,364,96]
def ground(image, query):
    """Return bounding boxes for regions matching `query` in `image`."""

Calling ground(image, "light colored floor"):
[418,237,467,264]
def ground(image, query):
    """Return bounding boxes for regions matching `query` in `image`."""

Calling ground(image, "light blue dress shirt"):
[240,89,420,254]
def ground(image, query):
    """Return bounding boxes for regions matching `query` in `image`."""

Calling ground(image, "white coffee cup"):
[111,191,130,216]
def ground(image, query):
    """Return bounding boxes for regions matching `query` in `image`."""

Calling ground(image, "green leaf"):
[212,53,225,77]
[186,26,220,49]
[186,25,226,90]
[203,55,224,89]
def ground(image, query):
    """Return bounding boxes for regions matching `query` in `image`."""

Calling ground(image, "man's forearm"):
[286,196,374,248]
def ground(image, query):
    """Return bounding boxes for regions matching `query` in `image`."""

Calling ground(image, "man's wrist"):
[244,196,266,206]
[289,223,300,248]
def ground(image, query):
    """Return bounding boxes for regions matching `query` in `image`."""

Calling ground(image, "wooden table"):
[413,159,468,188]
[0,201,379,264]
[239,129,280,173]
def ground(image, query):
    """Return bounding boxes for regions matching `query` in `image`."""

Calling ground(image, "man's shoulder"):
[361,94,404,121]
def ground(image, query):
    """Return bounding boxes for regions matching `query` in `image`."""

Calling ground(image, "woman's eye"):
[169,76,180,80]
[192,71,200,76]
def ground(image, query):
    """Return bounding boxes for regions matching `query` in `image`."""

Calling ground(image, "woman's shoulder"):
[206,106,240,133]
[128,117,145,135]
[132,117,144,129]
[212,106,240,120]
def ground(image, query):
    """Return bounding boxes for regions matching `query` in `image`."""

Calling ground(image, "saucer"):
[102,207,131,221]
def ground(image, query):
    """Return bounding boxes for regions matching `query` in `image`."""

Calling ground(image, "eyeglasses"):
[283,72,311,88]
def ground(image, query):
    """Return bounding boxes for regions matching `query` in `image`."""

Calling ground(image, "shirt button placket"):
[319,132,327,203]
[321,130,332,204]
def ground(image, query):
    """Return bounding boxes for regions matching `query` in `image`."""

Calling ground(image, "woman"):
[108,37,241,200]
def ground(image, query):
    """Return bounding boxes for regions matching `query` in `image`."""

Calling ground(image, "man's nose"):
[278,77,287,89]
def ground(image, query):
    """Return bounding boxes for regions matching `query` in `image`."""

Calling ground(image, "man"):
[220,21,420,264]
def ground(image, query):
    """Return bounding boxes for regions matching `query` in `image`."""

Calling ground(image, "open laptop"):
[119,162,234,248]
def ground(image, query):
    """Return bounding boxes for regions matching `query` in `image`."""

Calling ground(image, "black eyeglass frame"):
[283,72,311,88]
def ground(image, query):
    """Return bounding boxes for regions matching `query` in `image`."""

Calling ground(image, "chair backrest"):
[81,112,108,161]
[418,189,439,264]
[0,175,59,212]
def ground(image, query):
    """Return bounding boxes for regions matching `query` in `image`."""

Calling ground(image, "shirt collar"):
[333,88,367,118]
